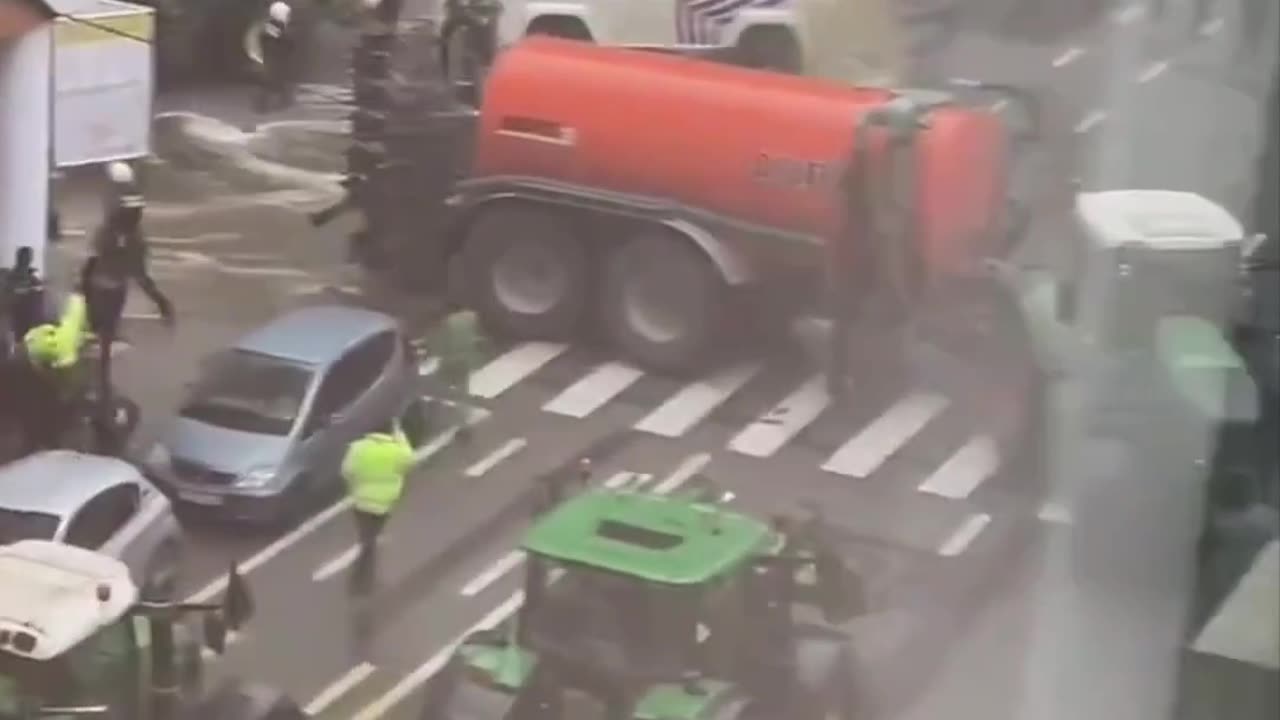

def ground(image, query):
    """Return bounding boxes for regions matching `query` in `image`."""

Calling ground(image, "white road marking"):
[939,513,991,557]
[918,435,1001,499]
[543,361,644,418]
[654,453,713,495]
[304,662,377,714]
[1038,500,1073,525]
[460,550,526,597]
[1112,4,1145,25]
[122,312,162,320]
[822,392,948,479]
[1074,110,1106,133]
[634,362,761,437]
[468,341,567,399]
[1052,47,1084,67]
[1192,540,1279,669]
[990,98,1009,112]
[352,591,527,720]
[465,438,528,477]
[728,375,829,458]
[1137,60,1168,83]
[309,410,490,583]
[1200,17,1224,36]
[457,469,643,597]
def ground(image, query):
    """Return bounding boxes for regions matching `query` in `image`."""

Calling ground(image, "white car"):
[0,450,184,600]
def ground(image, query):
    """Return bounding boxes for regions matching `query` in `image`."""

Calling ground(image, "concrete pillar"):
[0,24,52,273]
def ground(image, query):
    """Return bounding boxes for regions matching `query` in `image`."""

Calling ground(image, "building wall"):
[0,23,52,271]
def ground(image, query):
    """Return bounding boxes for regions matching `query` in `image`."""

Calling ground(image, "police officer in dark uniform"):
[83,162,175,431]
[1,246,49,352]
[256,1,299,113]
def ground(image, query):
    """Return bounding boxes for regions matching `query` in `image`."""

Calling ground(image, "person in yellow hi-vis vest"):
[341,420,415,597]
[17,293,89,453]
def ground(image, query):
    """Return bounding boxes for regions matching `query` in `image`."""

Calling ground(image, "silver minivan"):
[146,305,421,524]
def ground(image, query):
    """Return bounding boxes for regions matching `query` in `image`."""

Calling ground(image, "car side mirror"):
[202,613,228,655]
[221,562,254,631]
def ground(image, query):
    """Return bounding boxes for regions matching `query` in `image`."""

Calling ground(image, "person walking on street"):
[430,305,484,441]
[83,162,175,438]
[341,420,415,598]
[1,246,48,351]
[256,1,298,113]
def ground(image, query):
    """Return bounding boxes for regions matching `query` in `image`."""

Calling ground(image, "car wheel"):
[142,541,184,602]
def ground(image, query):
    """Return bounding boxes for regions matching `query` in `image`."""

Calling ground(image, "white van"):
[464,0,907,83]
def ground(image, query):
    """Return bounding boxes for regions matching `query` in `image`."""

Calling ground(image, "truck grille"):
[172,459,236,486]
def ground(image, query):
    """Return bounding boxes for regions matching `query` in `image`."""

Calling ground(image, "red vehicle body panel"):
[474,37,1009,280]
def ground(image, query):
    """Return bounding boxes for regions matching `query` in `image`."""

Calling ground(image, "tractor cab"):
[0,540,273,720]
[426,477,863,720]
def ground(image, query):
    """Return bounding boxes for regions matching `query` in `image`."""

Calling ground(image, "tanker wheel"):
[464,205,590,340]
[735,26,803,73]
[602,230,725,375]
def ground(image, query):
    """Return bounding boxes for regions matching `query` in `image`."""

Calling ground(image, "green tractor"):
[422,474,867,719]
[0,540,306,719]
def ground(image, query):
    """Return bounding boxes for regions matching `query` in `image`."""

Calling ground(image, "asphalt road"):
[30,3,1272,719]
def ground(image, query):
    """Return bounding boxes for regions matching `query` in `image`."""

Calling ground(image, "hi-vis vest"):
[24,293,87,369]
[341,428,414,515]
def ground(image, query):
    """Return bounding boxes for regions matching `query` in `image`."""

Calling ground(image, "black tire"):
[735,26,802,73]
[601,229,726,375]
[463,204,590,340]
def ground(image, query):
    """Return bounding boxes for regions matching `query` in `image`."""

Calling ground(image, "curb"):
[152,112,346,196]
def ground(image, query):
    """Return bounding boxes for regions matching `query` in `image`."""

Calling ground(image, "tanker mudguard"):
[449,176,764,286]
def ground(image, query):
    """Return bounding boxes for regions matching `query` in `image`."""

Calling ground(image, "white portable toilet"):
[1073,190,1247,350]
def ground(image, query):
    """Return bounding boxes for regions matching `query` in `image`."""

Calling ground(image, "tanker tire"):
[464,205,590,340]
[603,231,725,375]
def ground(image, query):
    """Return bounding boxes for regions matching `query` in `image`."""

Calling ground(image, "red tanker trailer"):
[439,37,1036,375]
[351,36,1038,377]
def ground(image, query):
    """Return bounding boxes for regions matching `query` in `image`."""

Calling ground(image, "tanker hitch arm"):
[944,78,1042,146]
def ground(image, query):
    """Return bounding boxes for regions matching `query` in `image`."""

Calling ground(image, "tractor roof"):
[0,540,137,661]
[521,489,774,585]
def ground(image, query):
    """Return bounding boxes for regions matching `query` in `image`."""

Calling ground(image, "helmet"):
[105,161,134,185]
[23,325,59,366]
[269,1,291,23]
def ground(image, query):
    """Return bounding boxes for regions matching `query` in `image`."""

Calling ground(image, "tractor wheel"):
[602,229,726,375]
[464,204,590,340]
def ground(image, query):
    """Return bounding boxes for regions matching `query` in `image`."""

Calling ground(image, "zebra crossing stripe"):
[634,362,761,437]
[468,341,568,399]
[543,361,645,418]
[822,392,948,479]
[917,435,1001,499]
[728,374,830,458]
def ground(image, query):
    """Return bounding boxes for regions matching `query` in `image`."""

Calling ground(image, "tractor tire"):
[464,204,590,340]
[192,679,308,720]
[601,229,726,375]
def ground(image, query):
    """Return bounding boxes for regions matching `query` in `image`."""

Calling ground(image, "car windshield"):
[0,509,59,545]
[180,350,313,436]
